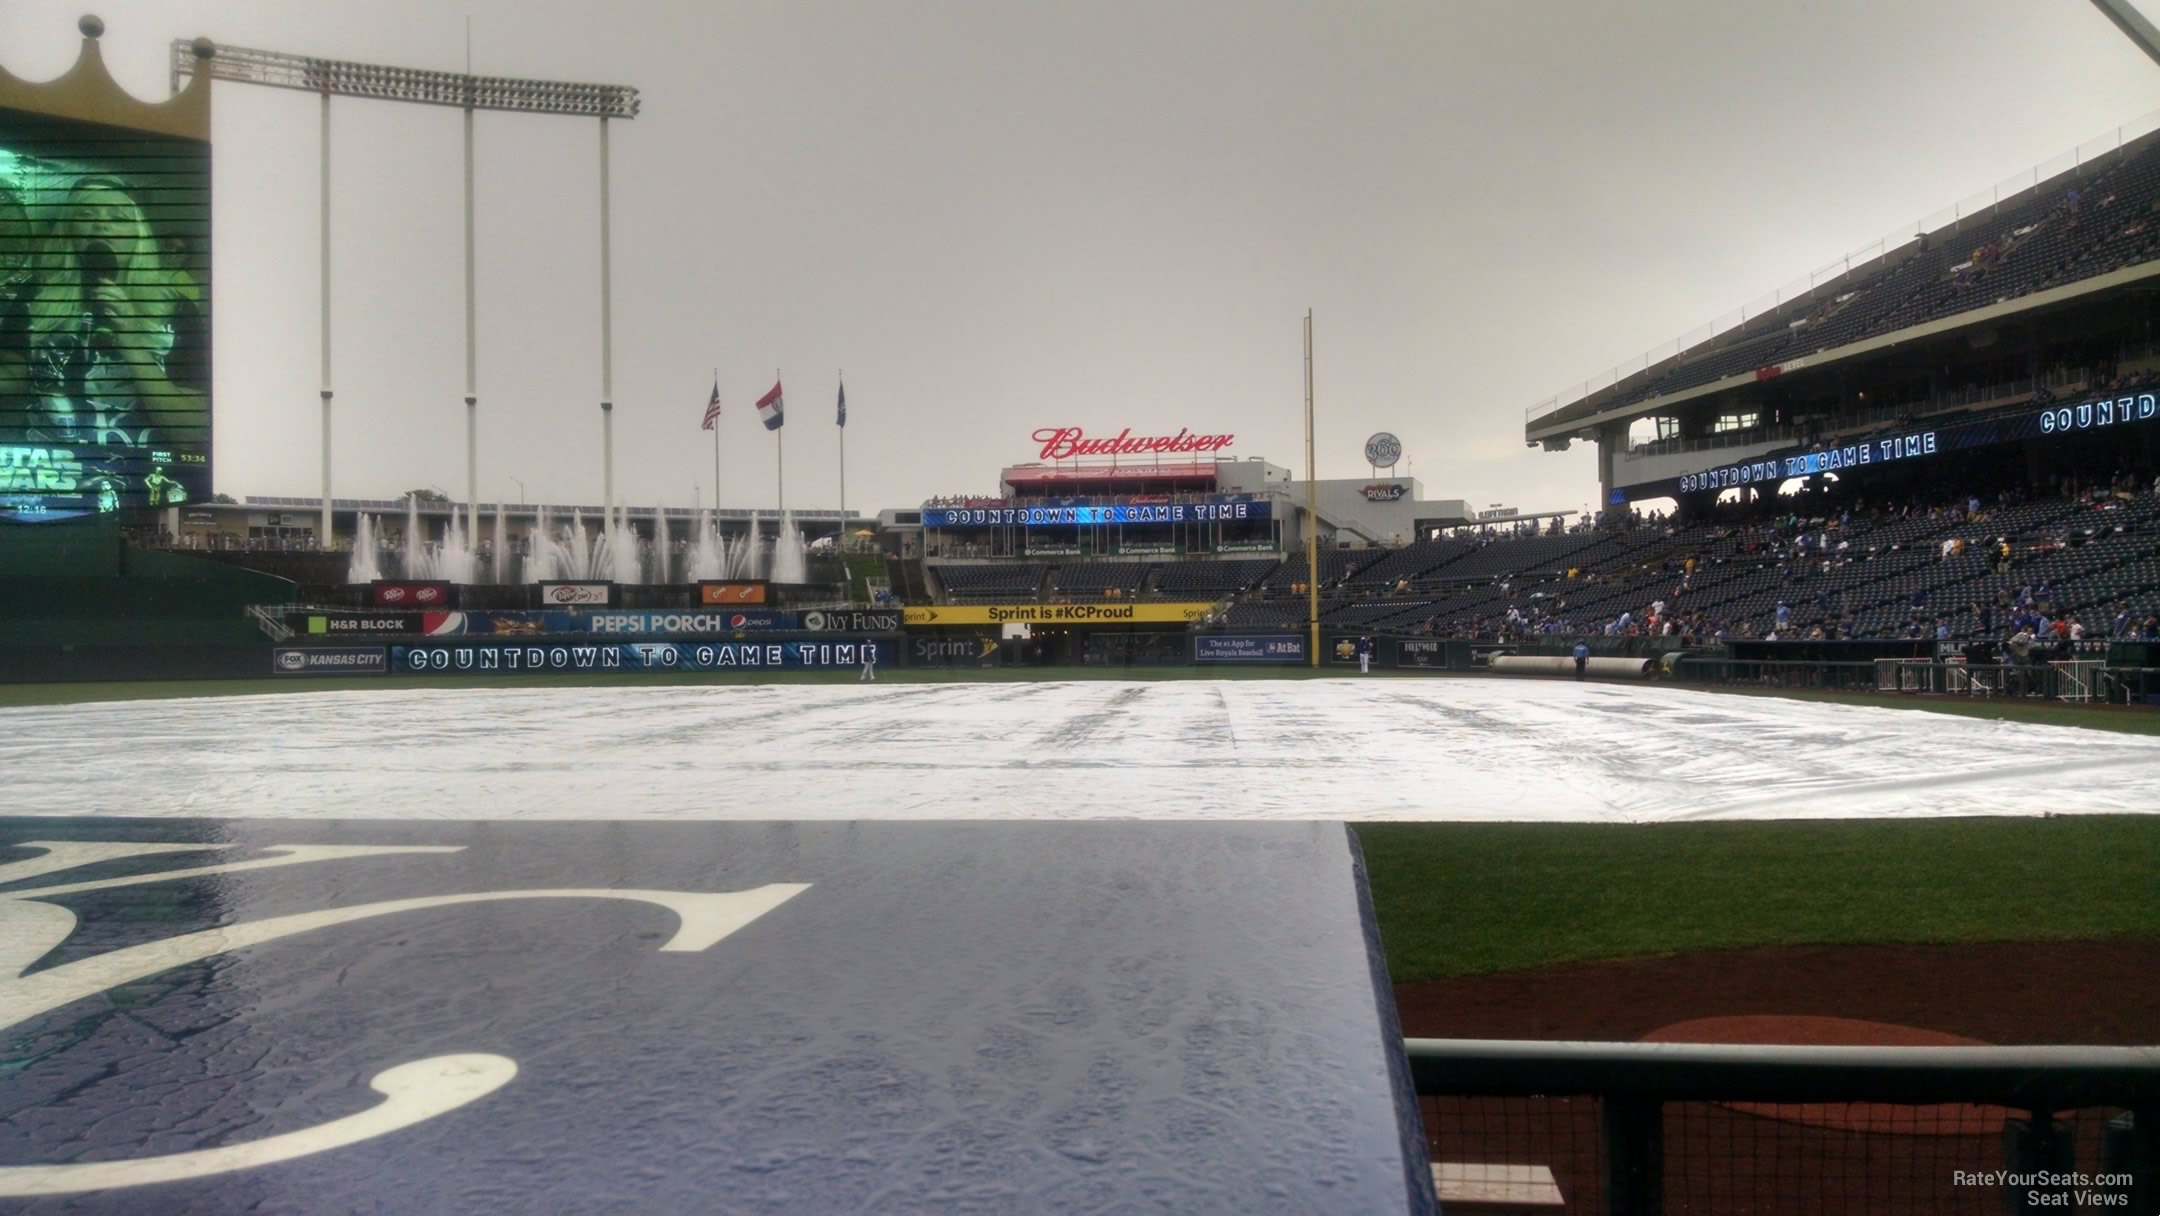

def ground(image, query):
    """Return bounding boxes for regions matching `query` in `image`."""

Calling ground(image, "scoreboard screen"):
[0,106,210,520]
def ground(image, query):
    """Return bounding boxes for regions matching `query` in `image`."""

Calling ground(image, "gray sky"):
[7,0,2160,518]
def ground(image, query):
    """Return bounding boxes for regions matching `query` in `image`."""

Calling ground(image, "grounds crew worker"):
[1573,639,1590,680]
[861,641,878,682]
[1355,635,1374,675]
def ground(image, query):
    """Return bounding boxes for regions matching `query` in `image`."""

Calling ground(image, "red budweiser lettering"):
[1032,427,1235,460]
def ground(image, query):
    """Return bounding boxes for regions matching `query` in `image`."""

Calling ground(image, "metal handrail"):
[1407,1037,2160,1216]
[245,603,295,642]
[1406,1037,2160,1108]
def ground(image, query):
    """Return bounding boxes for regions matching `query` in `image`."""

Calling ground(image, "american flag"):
[701,379,721,431]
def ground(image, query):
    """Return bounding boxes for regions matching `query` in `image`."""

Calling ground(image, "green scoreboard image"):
[0,106,210,520]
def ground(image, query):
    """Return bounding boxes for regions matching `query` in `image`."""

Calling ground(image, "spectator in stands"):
[2007,628,2039,696]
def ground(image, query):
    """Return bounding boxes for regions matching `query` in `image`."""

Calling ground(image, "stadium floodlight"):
[165,36,637,542]
[169,41,638,118]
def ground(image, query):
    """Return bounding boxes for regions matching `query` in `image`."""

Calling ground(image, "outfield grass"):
[1685,681,2160,737]
[1355,816,2160,982]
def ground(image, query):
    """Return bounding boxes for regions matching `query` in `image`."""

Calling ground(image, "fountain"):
[606,504,642,586]
[339,489,812,586]
[771,511,807,585]
[436,505,478,585]
[347,513,381,583]
[651,501,671,587]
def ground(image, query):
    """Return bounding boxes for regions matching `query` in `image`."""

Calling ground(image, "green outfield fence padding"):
[1,516,296,650]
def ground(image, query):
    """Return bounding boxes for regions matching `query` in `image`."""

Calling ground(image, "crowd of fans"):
[1379,475,2160,647]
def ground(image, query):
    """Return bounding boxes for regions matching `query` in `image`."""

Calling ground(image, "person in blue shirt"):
[1573,640,1590,681]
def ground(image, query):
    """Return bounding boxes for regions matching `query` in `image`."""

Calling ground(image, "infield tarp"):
[3,680,2157,820]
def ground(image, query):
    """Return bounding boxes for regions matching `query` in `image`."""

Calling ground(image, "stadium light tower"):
[170,41,638,546]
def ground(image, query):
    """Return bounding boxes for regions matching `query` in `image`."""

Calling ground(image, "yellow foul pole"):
[1304,310,1319,668]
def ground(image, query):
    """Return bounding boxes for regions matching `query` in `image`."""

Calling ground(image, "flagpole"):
[775,369,785,519]
[837,370,847,535]
[711,367,721,513]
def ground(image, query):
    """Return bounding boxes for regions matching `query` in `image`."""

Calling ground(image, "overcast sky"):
[7,0,2160,518]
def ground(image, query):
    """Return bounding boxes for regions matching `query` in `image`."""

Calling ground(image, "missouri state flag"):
[701,378,722,431]
[757,379,785,431]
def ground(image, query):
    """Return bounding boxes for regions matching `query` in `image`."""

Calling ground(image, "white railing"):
[246,603,296,642]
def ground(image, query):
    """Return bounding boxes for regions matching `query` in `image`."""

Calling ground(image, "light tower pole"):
[1305,310,1319,669]
[599,116,615,531]
[463,95,479,530]
[319,91,333,545]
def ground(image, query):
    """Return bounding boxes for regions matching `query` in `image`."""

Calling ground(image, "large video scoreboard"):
[0,101,211,520]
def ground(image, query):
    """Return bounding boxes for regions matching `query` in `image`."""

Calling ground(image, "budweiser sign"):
[1032,427,1234,460]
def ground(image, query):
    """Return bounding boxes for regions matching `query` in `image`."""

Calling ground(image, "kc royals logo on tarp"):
[0,841,806,1198]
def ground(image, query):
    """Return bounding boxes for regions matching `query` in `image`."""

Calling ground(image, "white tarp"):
[2,679,2155,821]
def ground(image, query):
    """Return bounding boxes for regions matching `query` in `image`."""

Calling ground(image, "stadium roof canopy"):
[1525,119,2160,447]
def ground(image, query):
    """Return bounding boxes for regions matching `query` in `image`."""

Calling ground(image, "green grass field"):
[1356,816,2160,982]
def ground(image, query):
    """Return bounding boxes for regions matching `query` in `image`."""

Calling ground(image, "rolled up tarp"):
[1489,655,1656,679]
